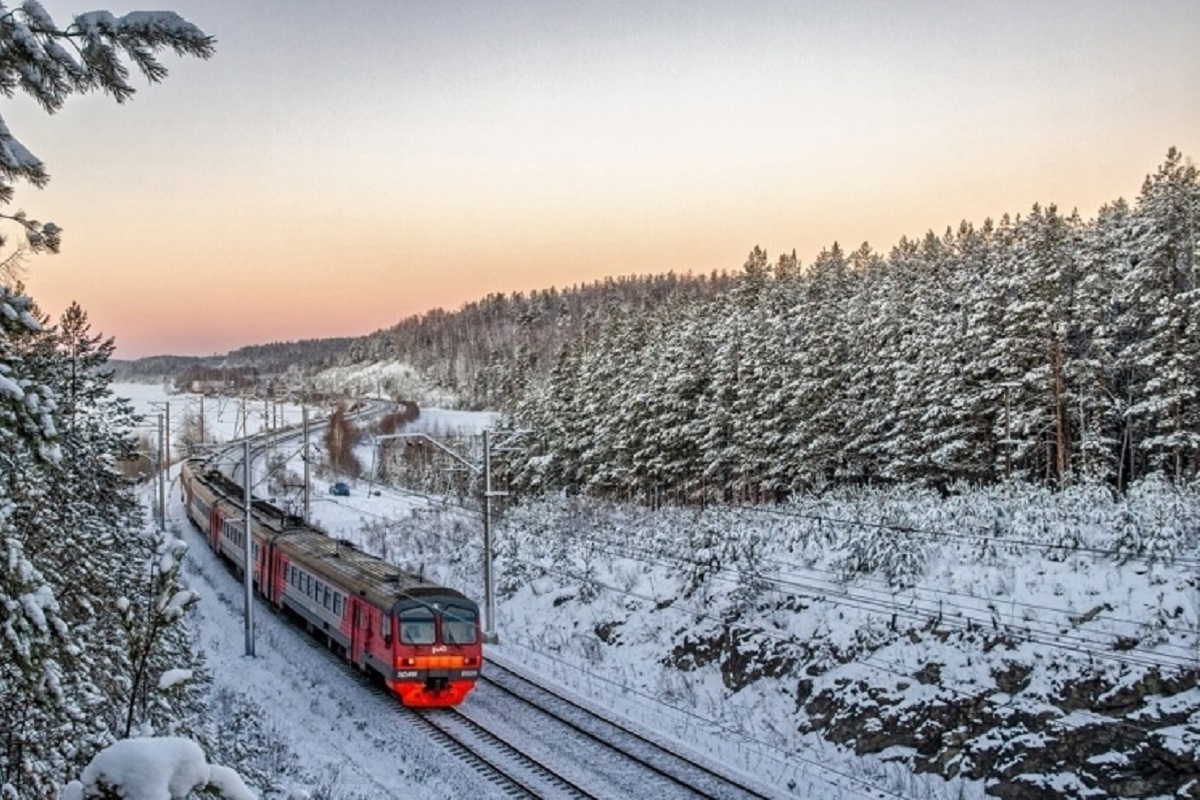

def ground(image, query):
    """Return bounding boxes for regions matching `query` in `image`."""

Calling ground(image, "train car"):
[180,458,482,707]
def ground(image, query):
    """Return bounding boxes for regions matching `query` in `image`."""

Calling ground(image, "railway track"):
[478,660,781,800]
[411,708,602,799]
[253,598,781,799]
[272,613,582,798]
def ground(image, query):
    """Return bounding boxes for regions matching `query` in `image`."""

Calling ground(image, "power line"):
[495,639,913,800]
[490,547,1196,754]
[738,503,1200,570]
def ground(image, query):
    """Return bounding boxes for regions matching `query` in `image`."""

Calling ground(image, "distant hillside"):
[114,337,357,385]
[223,337,356,372]
[113,273,731,401]
[111,354,210,383]
[341,271,736,409]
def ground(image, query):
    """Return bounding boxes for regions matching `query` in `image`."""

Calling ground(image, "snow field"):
[120,383,1200,799]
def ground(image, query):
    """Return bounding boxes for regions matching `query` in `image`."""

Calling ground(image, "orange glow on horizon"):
[7,1,1198,359]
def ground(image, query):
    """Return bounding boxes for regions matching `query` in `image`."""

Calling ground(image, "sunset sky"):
[7,0,1200,359]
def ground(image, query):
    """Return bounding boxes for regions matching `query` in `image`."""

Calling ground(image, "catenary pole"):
[243,439,255,657]
[157,412,166,532]
[482,429,499,643]
[302,406,310,523]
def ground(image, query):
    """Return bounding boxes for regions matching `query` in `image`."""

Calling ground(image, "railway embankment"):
[666,600,1199,799]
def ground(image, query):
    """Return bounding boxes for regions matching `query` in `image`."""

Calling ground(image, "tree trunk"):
[1051,337,1069,482]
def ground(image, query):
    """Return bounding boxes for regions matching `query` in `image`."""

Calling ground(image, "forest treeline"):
[496,150,1199,499]
[342,271,737,407]
[113,337,356,382]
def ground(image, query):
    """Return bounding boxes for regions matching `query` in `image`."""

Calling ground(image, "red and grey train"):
[180,458,482,707]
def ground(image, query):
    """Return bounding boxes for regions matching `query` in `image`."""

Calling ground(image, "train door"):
[268,546,284,607]
[208,507,221,551]
[350,599,366,668]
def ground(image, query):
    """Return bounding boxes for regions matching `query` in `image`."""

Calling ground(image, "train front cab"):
[386,595,483,707]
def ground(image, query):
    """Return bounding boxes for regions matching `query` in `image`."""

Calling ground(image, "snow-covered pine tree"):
[993,203,1085,485]
[578,303,647,496]
[836,241,892,483]
[758,250,805,495]
[641,301,715,504]
[781,242,851,484]
[0,526,69,798]
[0,2,214,254]
[699,249,768,502]
[873,235,927,481]
[1072,199,1132,484]
[0,283,72,797]
[1119,149,1200,480]
[52,305,208,740]
[0,4,213,793]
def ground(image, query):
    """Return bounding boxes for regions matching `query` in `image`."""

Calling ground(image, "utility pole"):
[482,430,497,643]
[302,406,310,523]
[243,439,255,657]
[157,412,166,532]
[164,401,171,468]
[264,397,272,484]
[370,431,504,641]
[198,394,205,445]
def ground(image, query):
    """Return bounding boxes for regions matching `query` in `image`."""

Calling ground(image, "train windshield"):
[399,608,436,645]
[441,605,477,645]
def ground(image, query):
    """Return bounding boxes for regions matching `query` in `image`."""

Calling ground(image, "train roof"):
[184,459,474,612]
[213,474,303,531]
[275,530,474,611]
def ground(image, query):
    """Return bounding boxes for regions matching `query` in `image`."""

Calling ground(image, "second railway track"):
[469,660,784,800]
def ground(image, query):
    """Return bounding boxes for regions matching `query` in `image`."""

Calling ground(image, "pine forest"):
[488,150,1200,501]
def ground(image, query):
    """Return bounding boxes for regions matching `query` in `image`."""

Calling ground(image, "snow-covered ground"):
[118,383,1200,800]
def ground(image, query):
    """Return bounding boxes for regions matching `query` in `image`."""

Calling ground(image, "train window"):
[442,606,478,645]
[323,586,331,609]
[334,594,342,617]
[399,608,435,645]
